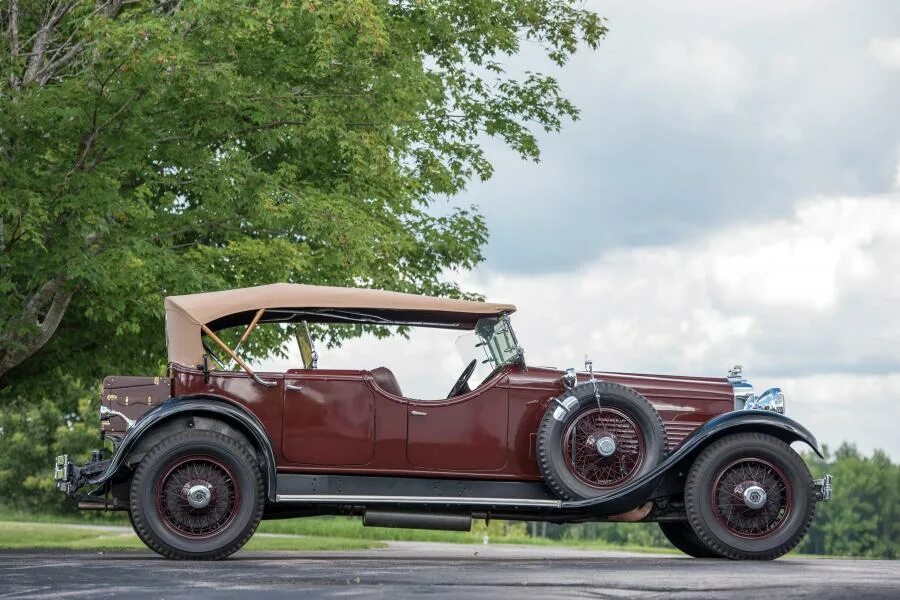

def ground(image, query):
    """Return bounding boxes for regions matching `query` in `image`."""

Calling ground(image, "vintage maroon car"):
[55,283,832,560]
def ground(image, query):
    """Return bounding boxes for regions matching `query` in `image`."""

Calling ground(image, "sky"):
[268,1,900,459]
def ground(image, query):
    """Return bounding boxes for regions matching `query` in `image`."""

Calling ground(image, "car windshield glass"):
[473,316,522,368]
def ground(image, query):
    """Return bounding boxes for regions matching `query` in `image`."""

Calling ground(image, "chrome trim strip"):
[275,494,562,508]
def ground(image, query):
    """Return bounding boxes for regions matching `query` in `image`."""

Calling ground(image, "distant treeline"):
[528,444,898,559]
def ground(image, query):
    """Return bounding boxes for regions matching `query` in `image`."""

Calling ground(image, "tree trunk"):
[0,275,74,382]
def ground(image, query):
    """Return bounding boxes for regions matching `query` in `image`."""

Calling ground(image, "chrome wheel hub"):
[741,484,767,509]
[595,436,616,457]
[186,483,212,509]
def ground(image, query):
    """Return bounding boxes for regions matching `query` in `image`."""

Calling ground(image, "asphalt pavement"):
[1,542,897,599]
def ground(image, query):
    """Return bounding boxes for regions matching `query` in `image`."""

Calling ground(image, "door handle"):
[285,383,303,392]
[410,410,428,416]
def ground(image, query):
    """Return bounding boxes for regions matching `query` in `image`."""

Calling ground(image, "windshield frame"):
[474,313,524,368]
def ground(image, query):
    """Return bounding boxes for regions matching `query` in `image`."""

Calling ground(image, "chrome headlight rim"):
[745,387,785,415]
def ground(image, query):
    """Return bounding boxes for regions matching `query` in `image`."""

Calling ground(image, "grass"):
[0,510,674,554]
[0,521,381,552]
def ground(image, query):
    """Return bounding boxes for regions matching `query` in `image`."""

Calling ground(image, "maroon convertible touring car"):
[55,283,832,560]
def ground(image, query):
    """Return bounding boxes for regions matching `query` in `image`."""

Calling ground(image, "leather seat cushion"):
[371,367,402,397]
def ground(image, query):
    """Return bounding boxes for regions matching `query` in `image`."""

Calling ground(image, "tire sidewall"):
[658,521,721,558]
[687,435,813,558]
[540,383,666,499]
[131,431,262,558]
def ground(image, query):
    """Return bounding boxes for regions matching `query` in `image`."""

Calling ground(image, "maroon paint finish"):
[171,365,286,464]
[167,362,734,482]
[282,370,375,466]
[405,378,509,471]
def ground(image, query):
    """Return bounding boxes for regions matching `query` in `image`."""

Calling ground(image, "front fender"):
[560,410,822,513]
[88,396,278,502]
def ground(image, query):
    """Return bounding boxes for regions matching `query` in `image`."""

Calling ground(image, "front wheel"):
[129,429,264,560]
[685,432,815,560]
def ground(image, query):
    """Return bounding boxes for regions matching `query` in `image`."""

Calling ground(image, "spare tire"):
[537,381,667,500]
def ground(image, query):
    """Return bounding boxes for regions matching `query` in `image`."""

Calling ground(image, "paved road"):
[1,543,897,599]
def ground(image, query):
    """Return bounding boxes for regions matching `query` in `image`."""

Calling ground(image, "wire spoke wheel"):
[711,458,792,539]
[538,382,666,501]
[154,455,241,539]
[562,406,645,489]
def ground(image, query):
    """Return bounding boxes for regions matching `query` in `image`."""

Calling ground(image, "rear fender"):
[87,396,278,502]
[561,411,822,513]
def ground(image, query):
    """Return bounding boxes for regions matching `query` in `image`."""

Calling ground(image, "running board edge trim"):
[274,494,562,508]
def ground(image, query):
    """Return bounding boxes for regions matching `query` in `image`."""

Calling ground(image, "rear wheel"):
[658,522,721,558]
[685,432,815,560]
[129,429,264,560]
[537,382,667,499]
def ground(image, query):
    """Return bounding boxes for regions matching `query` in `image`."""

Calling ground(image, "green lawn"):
[0,510,676,554]
[0,521,381,551]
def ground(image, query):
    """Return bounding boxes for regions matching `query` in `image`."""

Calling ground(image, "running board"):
[275,494,562,508]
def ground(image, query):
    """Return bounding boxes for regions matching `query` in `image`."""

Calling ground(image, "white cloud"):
[869,37,900,68]
[461,195,900,457]
[633,38,754,115]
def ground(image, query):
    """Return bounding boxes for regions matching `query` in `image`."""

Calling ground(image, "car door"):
[281,370,376,466]
[405,375,509,471]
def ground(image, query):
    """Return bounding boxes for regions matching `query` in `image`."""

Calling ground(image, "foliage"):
[798,444,899,559]
[0,0,606,389]
[0,1,603,509]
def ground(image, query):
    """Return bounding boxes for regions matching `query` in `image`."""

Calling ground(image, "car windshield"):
[473,315,522,368]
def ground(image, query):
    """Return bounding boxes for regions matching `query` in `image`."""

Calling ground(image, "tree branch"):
[35,40,85,85]
[0,275,75,380]
[22,1,81,86]
[7,0,20,58]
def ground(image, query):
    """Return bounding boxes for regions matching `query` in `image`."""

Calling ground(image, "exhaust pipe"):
[363,510,472,532]
[77,498,128,511]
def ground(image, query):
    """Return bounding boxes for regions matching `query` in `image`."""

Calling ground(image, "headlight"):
[561,367,577,389]
[746,387,785,414]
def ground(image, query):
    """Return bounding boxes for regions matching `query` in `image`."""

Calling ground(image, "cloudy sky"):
[271,1,900,459]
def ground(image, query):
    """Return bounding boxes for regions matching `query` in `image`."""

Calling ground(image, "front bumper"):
[813,474,833,502]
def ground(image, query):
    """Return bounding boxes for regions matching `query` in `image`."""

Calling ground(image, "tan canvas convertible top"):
[165,283,516,367]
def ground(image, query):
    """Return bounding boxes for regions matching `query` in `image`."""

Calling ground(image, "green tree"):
[800,444,899,559]
[0,0,606,389]
[0,1,604,512]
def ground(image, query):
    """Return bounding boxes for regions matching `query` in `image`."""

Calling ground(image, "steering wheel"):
[447,359,478,398]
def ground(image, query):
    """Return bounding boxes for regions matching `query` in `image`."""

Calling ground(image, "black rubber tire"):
[537,382,667,500]
[129,429,264,560]
[685,432,815,561]
[659,521,722,558]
